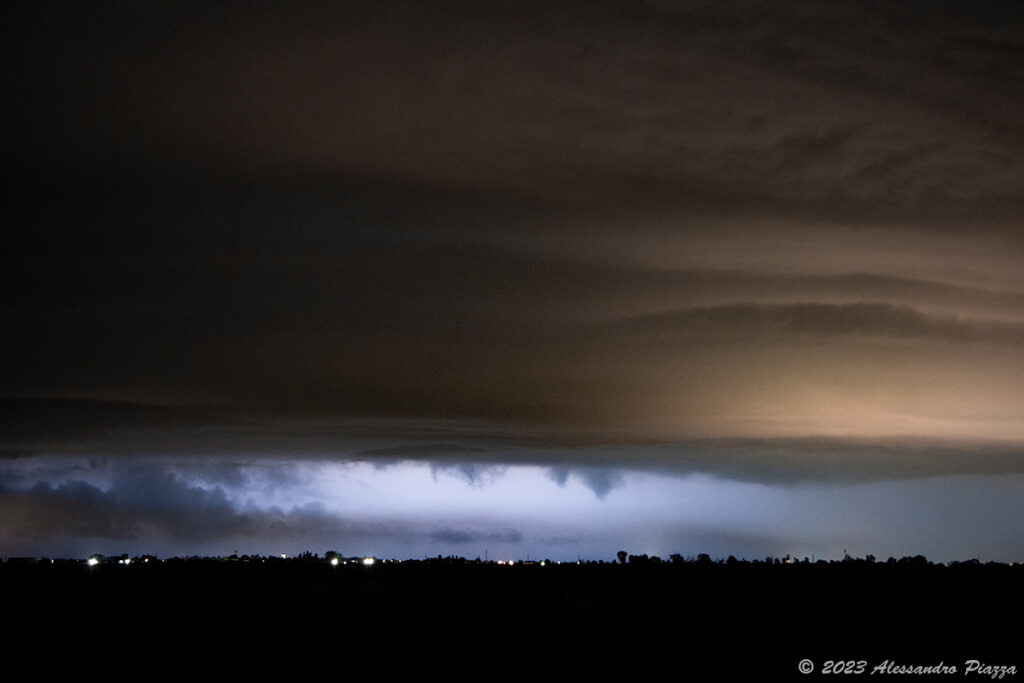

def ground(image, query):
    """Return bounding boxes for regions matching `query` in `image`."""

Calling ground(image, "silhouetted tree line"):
[4,548,1020,681]
[5,550,1015,577]
[608,550,970,567]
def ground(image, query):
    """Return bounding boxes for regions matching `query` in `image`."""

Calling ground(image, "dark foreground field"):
[4,558,1021,680]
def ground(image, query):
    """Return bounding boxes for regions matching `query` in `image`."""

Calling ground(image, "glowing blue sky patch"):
[2,454,1022,562]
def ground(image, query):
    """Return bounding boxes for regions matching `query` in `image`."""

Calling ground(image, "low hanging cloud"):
[359,437,1024,488]
[547,466,625,500]
[428,462,509,489]
[4,397,1024,487]
[0,464,419,552]
[647,438,1024,485]
[608,303,1024,346]
[3,444,1024,561]
[429,528,523,545]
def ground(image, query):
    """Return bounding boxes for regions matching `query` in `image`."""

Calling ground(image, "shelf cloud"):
[3,0,1023,561]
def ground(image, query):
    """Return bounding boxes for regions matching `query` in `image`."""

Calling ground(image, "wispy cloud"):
[608,303,1024,346]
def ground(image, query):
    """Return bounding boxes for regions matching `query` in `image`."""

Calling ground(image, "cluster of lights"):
[325,557,376,566]
[79,554,400,567]
[85,556,143,566]
[72,554,602,568]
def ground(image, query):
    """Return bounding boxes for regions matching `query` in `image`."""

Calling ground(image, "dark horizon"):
[3,548,1015,567]
[7,543,1020,680]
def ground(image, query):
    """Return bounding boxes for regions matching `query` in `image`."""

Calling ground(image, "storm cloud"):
[3,1,1023,561]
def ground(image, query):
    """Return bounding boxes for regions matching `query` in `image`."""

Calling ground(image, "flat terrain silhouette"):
[4,555,1020,679]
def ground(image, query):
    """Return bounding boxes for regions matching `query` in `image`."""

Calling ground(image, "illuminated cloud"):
[3,454,1023,562]
[2,1,1023,561]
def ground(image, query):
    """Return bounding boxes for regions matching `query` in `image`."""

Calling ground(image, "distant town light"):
[280,553,287,559]
[362,557,375,566]
[330,558,339,566]
[87,558,99,566]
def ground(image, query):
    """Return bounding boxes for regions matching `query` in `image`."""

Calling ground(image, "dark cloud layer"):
[4,398,1023,487]
[4,1,1023,431]
[3,1,1024,558]
[6,0,1021,224]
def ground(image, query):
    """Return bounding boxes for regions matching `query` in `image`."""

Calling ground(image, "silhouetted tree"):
[617,551,627,565]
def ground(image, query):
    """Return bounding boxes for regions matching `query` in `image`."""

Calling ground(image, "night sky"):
[3,0,1024,562]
